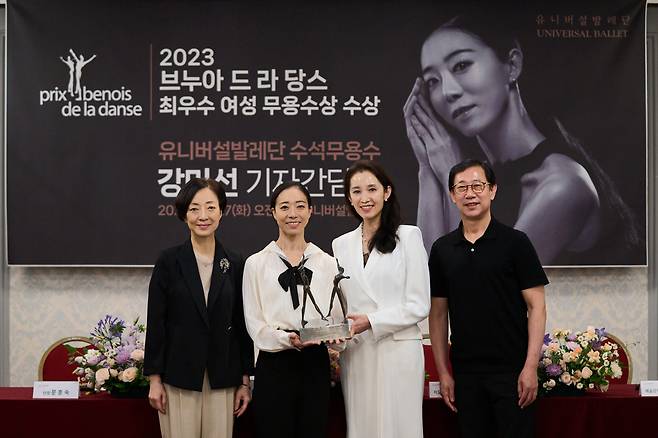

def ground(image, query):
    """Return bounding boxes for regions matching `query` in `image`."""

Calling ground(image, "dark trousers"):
[454,372,536,438]
[254,344,330,438]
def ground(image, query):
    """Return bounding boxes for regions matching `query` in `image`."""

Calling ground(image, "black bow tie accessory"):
[278,256,313,309]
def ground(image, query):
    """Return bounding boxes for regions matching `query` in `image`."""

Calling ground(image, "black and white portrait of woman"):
[403,12,643,266]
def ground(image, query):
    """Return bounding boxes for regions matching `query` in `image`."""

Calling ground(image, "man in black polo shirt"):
[428,159,547,438]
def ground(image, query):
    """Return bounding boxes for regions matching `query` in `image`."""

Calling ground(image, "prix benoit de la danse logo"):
[39,49,143,118]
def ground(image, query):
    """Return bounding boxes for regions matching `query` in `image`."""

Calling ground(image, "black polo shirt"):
[428,218,548,374]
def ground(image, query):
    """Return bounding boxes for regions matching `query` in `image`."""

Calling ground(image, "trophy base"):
[300,323,351,343]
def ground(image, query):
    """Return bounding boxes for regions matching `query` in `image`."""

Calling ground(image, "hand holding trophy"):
[298,258,352,343]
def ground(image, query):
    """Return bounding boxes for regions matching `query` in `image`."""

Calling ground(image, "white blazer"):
[332,224,430,438]
[332,224,430,341]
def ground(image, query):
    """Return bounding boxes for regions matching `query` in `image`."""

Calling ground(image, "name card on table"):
[428,381,441,398]
[33,381,79,399]
[640,380,658,397]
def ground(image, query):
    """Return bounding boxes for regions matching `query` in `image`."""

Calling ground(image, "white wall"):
[9,266,648,386]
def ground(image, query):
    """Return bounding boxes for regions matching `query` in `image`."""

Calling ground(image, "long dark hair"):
[434,13,521,65]
[429,13,642,251]
[344,161,401,254]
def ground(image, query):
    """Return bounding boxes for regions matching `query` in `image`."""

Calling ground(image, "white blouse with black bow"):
[242,241,341,352]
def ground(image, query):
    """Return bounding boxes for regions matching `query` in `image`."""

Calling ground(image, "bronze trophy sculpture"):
[298,258,351,342]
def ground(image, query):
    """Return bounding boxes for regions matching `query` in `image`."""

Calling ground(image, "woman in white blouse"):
[332,160,431,438]
[242,181,341,438]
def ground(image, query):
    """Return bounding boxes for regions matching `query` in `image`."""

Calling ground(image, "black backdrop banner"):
[7,0,646,266]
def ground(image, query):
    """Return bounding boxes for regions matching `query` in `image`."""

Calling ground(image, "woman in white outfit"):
[332,160,431,438]
[242,181,342,438]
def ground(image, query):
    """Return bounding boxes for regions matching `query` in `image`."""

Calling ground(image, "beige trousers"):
[159,373,235,438]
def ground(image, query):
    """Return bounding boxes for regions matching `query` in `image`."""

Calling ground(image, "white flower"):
[219,258,230,273]
[577,383,583,389]
[560,373,572,385]
[109,369,118,378]
[74,356,84,364]
[547,379,556,388]
[588,383,594,389]
[604,360,610,366]
[130,349,144,362]
[119,367,138,383]
[84,349,101,366]
[95,368,110,385]
[610,362,623,378]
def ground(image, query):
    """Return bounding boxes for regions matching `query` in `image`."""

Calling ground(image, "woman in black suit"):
[144,178,253,438]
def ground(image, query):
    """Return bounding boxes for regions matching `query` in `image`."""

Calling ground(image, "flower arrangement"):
[538,327,623,395]
[67,315,149,395]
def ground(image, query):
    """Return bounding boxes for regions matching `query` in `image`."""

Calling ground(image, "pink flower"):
[581,367,593,379]
[547,342,560,353]
[560,372,572,385]
[587,350,601,363]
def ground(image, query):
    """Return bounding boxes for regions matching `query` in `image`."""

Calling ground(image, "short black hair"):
[448,159,496,191]
[174,178,227,221]
[270,181,313,209]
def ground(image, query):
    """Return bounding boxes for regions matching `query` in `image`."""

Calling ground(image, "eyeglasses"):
[451,181,490,195]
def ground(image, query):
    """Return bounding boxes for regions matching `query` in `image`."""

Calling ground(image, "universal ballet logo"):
[39,49,143,118]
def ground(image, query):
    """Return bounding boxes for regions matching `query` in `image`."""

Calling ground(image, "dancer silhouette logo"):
[61,49,95,98]
[39,50,143,118]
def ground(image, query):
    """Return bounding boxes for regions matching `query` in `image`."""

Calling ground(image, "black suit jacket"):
[144,239,254,391]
